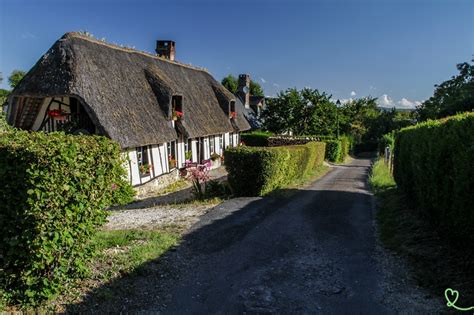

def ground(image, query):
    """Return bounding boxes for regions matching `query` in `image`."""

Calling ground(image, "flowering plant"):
[47,109,67,120]
[168,157,177,169]
[230,111,237,119]
[139,164,152,175]
[186,164,209,199]
[173,110,183,120]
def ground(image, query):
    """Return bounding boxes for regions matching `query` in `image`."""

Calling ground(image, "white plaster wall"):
[161,143,170,173]
[128,149,141,186]
[224,132,230,148]
[151,145,164,176]
[203,137,210,160]
[233,133,239,147]
[191,139,198,163]
[177,138,185,168]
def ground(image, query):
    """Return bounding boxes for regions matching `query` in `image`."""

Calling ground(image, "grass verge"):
[370,158,474,309]
[3,229,179,312]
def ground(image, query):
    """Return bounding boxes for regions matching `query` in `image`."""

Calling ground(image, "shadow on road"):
[66,184,380,313]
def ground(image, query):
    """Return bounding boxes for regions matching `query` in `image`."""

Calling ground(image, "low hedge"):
[393,112,474,242]
[0,130,134,305]
[240,131,273,147]
[224,141,326,196]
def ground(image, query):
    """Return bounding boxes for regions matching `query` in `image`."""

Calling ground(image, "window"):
[209,136,215,154]
[185,138,192,161]
[172,95,183,120]
[219,135,223,152]
[168,141,176,169]
[137,146,150,176]
[229,100,236,119]
[229,133,234,147]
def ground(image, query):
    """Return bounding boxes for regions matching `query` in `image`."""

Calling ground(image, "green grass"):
[370,158,474,307]
[91,229,179,281]
[369,158,395,193]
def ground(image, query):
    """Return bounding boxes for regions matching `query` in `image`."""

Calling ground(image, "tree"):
[221,75,238,94]
[250,80,264,97]
[221,74,265,96]
[8,70,26,89]
[261,88,336,135]
[416,62,474,121]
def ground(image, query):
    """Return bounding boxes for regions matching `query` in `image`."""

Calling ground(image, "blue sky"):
[0,0,472,108]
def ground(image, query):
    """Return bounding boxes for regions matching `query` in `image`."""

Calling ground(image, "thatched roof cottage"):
[235,74,266,130]
[6,32,251,192]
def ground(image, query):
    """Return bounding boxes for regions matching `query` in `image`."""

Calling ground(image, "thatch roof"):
[10,32,251,148]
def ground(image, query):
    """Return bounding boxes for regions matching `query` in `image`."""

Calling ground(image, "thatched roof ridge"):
[9,32,251,148]
[61,32,210,73]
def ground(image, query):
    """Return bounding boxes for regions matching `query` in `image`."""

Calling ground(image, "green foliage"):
[393,113,474,241]
[221,75,238,94]
[0,110,11,132]
[250,80,264,97]
[204,180,232,199]
[8,70,26,89]
[0,89,9,106]
[416,62,474,121]
[378,132,395,155]
[324,140,342,162]
[224,142,326,196]
[0,130,133,305]
[221,74,265,96]
[240,131,273,146]
[261,88,336,136]
[369,158,396,193]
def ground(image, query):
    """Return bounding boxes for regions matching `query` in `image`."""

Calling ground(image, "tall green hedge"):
[224,142,326,196]
[0,130,134,305]
[393,113,474,241]
[324,140,342,162]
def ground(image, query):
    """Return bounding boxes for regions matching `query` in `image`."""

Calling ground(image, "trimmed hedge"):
[224,142,326,196]
[240,131,273,147]
[324,140,342,162]
[0,130,134,305]
[393,113,474,241]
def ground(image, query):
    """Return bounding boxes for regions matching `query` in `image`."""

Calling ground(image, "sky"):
[0,0,472,108]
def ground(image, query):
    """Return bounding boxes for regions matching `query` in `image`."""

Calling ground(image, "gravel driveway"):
[70,157,443,313]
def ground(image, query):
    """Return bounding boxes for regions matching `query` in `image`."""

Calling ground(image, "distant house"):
[6,32,251,192]
[235,74,266,130]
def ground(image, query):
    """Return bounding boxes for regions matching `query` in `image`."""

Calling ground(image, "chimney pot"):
[156,40,176,61]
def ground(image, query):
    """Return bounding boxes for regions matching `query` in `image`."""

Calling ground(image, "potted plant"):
[230,111,237,119]
[172,110,183,121]
[139,164,152,175]
[185,151,192,162]
[168,157,177,169]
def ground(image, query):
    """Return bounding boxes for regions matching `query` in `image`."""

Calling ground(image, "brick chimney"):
[237,74,250,108]
[156,40,176,61]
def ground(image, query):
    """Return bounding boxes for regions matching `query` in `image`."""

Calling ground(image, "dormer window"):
[172,95,183,121]
[229,100,236,119]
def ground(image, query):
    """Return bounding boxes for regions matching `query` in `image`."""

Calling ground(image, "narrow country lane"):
[70,157,442,314]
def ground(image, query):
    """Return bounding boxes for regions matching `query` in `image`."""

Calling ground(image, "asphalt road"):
[150,157,440,314]
[69,157,441,313]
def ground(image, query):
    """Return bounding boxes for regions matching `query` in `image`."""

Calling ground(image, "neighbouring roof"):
[10,32,251,148]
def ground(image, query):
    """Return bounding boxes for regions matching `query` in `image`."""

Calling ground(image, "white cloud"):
[272,83,280,87]
[369,85,376,90]
[338,98,353,105]
[378,94,394,107]
[260,77,266,84]
[378,94,422,108]
[397,98,422,108]
[350,91,357,97]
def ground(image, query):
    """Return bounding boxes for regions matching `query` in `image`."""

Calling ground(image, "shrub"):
[378,132,395,155]
[224,142,326,196]
[0,130,133,305]
[324,140,342,162]
[393,112,474,242]
[240,131,273,146]
[339,135,353,160]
